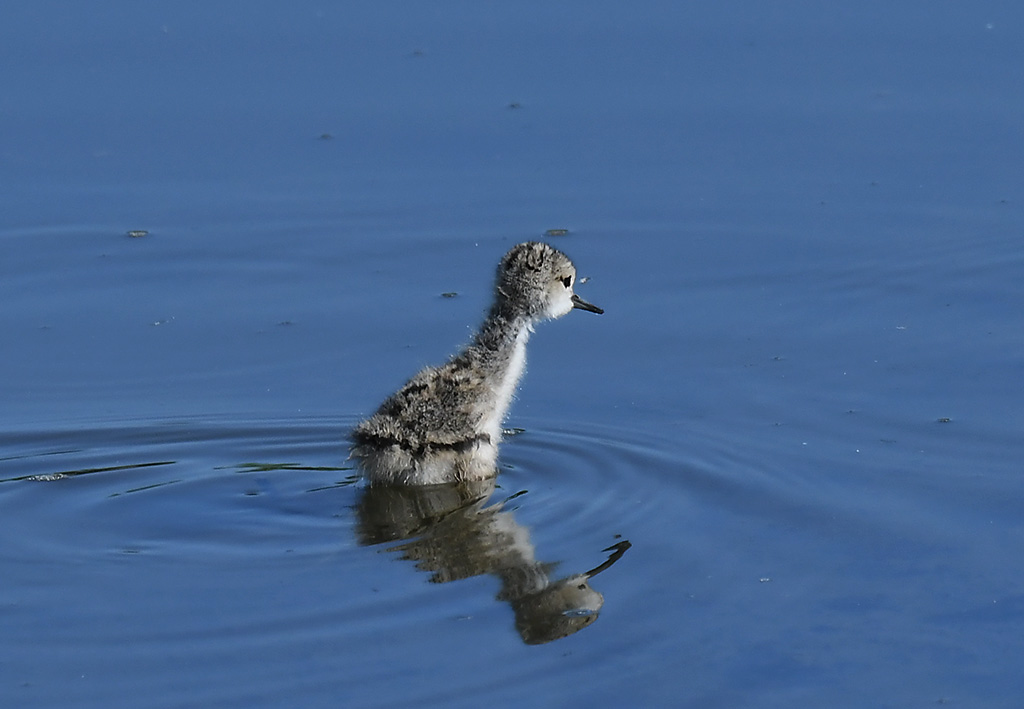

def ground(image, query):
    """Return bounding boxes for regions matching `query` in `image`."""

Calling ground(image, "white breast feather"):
[480,328,529,442]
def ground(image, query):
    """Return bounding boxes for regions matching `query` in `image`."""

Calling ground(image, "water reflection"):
[355,478,630,644]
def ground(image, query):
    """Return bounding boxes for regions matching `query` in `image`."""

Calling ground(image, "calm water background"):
[2,1,1023,707]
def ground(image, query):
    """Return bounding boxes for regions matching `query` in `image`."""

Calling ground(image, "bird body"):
[352,242,602,485]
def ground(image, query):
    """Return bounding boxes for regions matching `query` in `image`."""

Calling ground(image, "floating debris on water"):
[29,473,67,482]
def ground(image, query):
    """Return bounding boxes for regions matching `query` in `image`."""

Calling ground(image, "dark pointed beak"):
[571,294,604,315]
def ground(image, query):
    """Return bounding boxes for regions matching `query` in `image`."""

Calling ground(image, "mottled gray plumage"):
[352,242,602,485]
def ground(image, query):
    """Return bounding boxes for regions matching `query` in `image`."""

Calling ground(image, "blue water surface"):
[2,1,1023,707]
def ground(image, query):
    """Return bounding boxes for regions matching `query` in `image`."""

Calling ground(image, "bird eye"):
[561,276,572,288]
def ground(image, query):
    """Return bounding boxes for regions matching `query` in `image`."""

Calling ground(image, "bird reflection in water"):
[354,477,631,645]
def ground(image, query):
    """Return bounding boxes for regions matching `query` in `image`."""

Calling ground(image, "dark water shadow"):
[355,478,631,645]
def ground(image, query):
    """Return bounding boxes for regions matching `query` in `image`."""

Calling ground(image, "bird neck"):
[469,311,532,442]
[473,307,533,361]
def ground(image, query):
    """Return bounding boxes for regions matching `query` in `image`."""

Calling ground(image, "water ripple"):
[3,412,1021,706]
